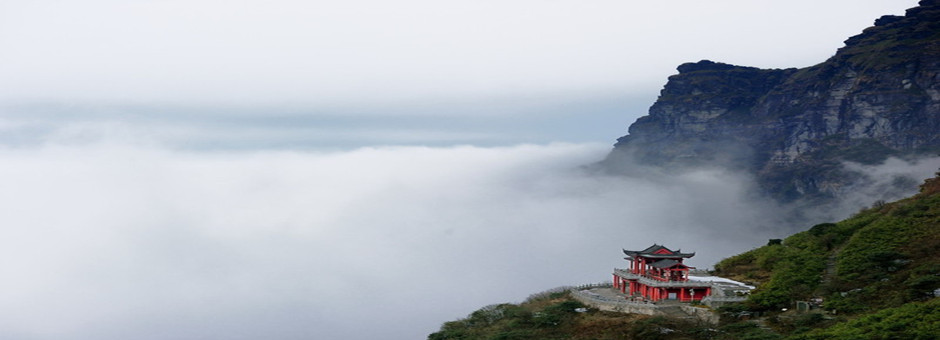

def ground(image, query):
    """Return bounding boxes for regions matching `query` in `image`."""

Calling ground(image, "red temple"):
[612,244,711,302]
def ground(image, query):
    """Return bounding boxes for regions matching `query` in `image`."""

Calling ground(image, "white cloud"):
[0,0,918,107]
[0,141,934,339]
[836,157,940,211]
[0,142,789,339]
[0,1,932,338]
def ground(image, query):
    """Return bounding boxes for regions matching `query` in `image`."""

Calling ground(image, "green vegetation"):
[715,172,940,313]
[822,173,940,315]
[431,174,940,339]
[792,299,940,340]
[428,290,725,340]
[711,173,940,338]
[839,14,940,73]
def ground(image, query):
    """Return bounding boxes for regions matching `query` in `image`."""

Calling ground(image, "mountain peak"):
[601,0,940,205]
[675,60,755,74]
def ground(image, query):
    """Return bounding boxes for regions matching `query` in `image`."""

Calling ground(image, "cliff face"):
[603,0,940,202]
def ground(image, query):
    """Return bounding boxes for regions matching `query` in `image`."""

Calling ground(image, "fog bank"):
[0,143,935,339]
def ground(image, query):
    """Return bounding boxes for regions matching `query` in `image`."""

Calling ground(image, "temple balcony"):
[614,268,712,288]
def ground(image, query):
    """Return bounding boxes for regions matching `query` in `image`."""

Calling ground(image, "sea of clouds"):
[1,138,935,339]
[0,1,930,338]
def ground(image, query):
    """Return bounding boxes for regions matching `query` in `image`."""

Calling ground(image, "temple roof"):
[648,259,690,269]
[623,244,695,258]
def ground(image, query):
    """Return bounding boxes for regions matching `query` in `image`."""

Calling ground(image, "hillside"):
[428,174,940,340]
[428,288,710,340]
[715,174,940,314]
[600,0,940,205]
[711,171,940,338]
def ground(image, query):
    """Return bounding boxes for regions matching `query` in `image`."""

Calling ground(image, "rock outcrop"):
[602,0,940,203]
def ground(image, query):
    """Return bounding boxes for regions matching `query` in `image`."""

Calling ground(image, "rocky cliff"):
[602,0,940,203]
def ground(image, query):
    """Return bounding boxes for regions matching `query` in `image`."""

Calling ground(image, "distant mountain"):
[600,0,940,204]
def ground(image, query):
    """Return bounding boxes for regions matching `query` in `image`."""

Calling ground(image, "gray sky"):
[0,1,930,339]
[0,0,920,148]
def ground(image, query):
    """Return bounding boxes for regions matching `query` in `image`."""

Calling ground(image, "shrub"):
[794,299,940,340]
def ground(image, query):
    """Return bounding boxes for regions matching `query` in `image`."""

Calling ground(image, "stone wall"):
[571,289,719,324]
[571,292,660,315]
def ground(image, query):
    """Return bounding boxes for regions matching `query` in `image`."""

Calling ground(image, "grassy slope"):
[427,290,718,340]
[712,174,940,338]
[429,175,940,339]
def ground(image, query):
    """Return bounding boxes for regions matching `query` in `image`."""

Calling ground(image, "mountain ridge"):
[601,0,940,204]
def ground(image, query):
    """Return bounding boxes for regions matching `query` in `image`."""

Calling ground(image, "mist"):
[0,139,934,340]
[2,0,934,338]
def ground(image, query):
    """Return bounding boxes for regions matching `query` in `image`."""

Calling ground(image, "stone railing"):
[688,269,711,276]
[570,290,660,313]
[574,282,613,290]
[524,282,613,302]
[701,295,748,303]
